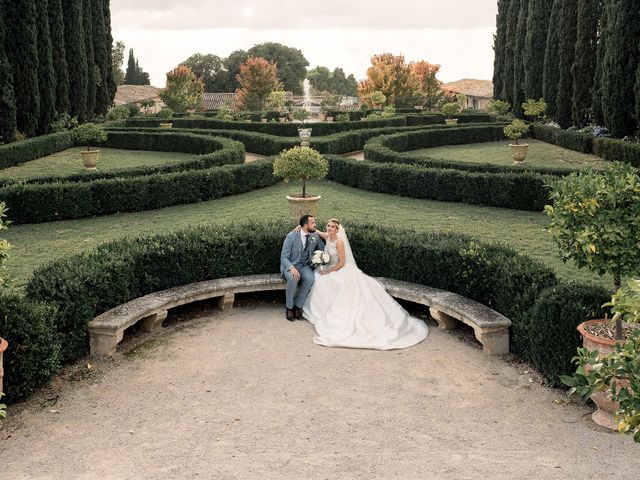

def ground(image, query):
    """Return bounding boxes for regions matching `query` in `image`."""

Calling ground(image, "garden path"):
[0,304,636,479]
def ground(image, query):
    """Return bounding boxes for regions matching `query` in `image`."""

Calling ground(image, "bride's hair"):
[327,218,341,228]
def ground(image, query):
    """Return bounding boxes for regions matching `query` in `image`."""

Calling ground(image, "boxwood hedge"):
[0,131,73,169]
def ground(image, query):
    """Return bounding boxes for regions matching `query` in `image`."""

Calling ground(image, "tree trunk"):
[302,178,306,198]
[614,273,623,340]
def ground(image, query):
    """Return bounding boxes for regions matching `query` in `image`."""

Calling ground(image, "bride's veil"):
[338,225,357,268]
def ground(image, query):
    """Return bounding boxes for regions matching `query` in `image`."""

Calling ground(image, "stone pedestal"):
[140,310,168,333]
[218,293,235,311]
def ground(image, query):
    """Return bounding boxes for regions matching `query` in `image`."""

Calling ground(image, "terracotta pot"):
[577,319,627,430]
[286,195,321,221]
[81,149,100,170]
[159,122,173,129]
[510,144,529,164]
[445,118,458,125]
[0,337,7,394]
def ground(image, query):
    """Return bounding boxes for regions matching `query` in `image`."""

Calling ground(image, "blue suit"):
[280,231,324,309]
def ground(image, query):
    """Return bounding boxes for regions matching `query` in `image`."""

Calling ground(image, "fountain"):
[298,78,313,146]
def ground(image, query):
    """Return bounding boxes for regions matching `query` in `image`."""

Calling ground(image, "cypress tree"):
[83,0,96,117]
[512,0,528,118]
[5,0,40,137]
[493,0,509,100]
[636,55,640,129]
[48,0,69,116]
[36,0,56,134]
[602,0,640,137]
[103,0,117,104]
[92,0,110,115]
[64,0,88,121]
[0,0,17,143]
[501,0,520,105]
[591,6,607,126]
[524,0,553,101]
[556,0,579,129]
[124,49,137,84]
[543,0,562,118]
[572,0,600,127]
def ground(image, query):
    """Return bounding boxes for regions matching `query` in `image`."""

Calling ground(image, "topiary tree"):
[522,98,547,121]
[72,123,107,150]
[441,102,460,119]
[503,119,529,144]
[487,99,511,116]
[293,109,309,124]
[273,146,328,198]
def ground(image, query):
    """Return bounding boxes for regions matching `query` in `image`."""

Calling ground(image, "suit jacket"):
[280,231,324,277]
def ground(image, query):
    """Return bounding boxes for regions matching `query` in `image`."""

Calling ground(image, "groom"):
[280,214,324,321]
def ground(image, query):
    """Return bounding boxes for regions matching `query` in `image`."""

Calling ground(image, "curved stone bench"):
[88,274,511,357]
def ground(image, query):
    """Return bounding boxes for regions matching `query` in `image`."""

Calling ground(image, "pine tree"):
[492,0,509,100]
[124,49,137,84]
[48,0,69,116]
[512,0,528,118]
[83,0,96,117]
[36,0,56,134]
[557,0,579,129]
[5,0,40,137]
[591,6,607,126]
[601,0,640,137]
[0,0,17,143]
[543,0,562,118]
[92,0,110,115]
[524,0,553,101]
[102,0,117,105]
[501,0,520,105]
[64,0,88,121]
[572,0,600,126]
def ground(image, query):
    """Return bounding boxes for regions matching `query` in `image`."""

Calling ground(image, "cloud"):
[111,0,497,31]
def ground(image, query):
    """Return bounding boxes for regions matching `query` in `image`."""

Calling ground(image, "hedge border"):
[0,132,73,169]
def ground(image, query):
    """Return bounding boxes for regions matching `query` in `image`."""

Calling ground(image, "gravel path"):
[0,304,636,479]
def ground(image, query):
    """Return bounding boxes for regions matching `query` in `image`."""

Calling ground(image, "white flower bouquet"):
[310,249,330,268]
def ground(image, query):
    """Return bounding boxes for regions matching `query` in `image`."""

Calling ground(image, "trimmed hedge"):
[0,159,277,224]
[0,132,73,169]
[327,156,552,211]
[593,137,640,167]
[530,125,593,154]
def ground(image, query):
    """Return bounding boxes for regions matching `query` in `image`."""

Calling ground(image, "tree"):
[181,53,226,92]
[501,0,520,105]
[124,49,150,85]
[235,57,282,111]
[512,0,527,118]
[64,0,88,121]
[307,66,332,92]
[222,49,249,92]
[524,0,553,101]
[601,0,640,137]
[411,60,443,107]
[493,0,509,100]
[572,0,600,127]
[159,65,204,112]
[592,6,607,126]
[92,0,112,115]
[0,1,16,143]
[83,0,96,117]
[358,53,418,107]
[48,0,70,116]
[36,0,56,134]
[102,0,117,104]
[542,0,562,118]
[112,41,125,85]
[308,66,358,96]
[556,0,579,129]
[5,0,40,136]
[247,42,309,94]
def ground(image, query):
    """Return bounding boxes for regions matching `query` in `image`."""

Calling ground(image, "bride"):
[302,219,429,350]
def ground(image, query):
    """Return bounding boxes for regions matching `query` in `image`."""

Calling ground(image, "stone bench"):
[88,274,511,358]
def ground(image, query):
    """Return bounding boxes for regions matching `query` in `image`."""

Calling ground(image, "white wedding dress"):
[302,227,429,350]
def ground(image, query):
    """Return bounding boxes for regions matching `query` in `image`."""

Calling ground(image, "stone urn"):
[577,319,627,430]
[298,128,312,147]
[286,195,321,221]
[414,105,424,111]
[81,150,100,170]
[159,122,173,129]
[278,117,286,123]
[510,144,529,164]
[326,116,334,122]
[445,118,458,125]
[0,337,7,394]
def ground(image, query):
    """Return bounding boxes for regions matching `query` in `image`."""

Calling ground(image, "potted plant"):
[157,107,174,128]
[293,109,312,146]
[442,102,461,125]
[72,123,108,170]
[273,146,329,220]
[0,202,11,396]
[503,119,529,163]
[260,112,268,123]
[335,113,350,123]
[522,98,547,123]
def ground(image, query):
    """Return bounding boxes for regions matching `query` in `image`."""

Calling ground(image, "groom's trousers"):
[283,265,314,309]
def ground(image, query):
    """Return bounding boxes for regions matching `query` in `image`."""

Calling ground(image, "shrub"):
[335,113,350,122]
[522,99,547,121]
[530,124,594,154]
[442,102,461,118]
[593,137,640,167]
[503,119,529,144]
[0,131,72,169]
[72,123,107,150]
[487,99,511,115]
[157,107,174,119]
[273,146,328,197]
[106,106,130,121]
[293,109,309,123]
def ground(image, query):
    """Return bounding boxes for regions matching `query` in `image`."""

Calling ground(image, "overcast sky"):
[111,0,498,87]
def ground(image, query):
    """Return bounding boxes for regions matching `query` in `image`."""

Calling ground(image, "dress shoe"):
[293,306,303,320]
[286,308,296,321]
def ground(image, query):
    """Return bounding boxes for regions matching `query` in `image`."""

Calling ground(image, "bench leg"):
[218,293,235,311]
[429,308,458,331]
[89,330,123,358]
[140,310,168,333]
[475,329,509,355]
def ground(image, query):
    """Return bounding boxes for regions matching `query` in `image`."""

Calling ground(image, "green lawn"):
[0,147,196,180]
[407,139,608,170]
[2,181,609,289]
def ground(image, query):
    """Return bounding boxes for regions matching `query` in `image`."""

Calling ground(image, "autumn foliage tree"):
[411,60,443,107]
[235,56,282,111]
[160,65,204,112]
[358,54,419,107]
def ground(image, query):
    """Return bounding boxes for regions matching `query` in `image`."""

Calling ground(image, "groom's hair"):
[299,214,313,227]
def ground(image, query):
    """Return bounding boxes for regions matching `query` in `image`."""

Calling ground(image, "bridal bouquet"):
[311,250,330,268]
